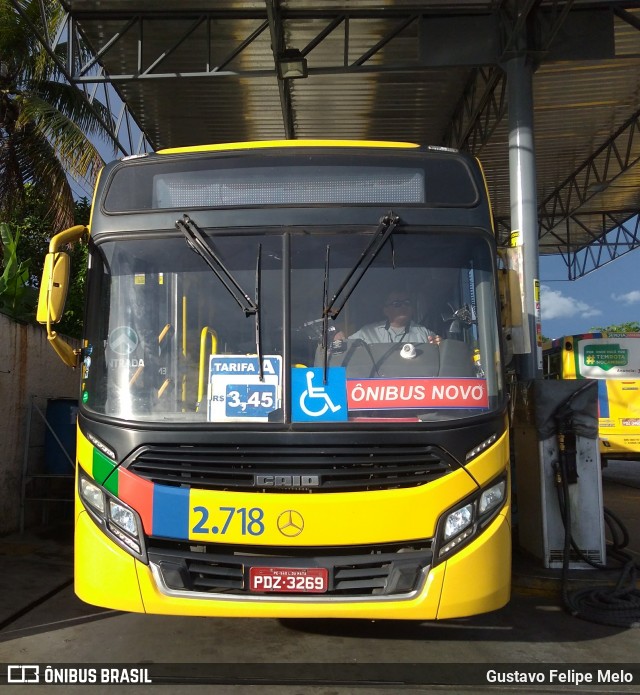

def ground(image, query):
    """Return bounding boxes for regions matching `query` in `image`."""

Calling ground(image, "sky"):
[540,248,640,339]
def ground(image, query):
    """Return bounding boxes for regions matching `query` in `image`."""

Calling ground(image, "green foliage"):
[0,0,113,335]
[589,322,640,334]
[0,222,37,320]
[0,0,112,336]
[0,186,91,336]
[3,183,52,285]
[73,196,91,226]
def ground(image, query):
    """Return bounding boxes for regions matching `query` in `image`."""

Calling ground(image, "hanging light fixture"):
[277,49,308,80]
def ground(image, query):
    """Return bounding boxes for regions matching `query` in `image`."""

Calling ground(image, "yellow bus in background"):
[38,141,510,620]
[543,333,640,462]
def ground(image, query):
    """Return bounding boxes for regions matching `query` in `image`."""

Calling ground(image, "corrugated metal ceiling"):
[61,0,640,266]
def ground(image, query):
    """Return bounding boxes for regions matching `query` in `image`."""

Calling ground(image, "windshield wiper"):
[255,243,263,381]
[324,211,400,321]
[321,211,400,380]
[177,214,257,316]
[177,214,264,381]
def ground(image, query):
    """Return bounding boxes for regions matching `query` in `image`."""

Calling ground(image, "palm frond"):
[0,0,120,227]
[18,92,106,183]
[28,79,116,141]
[1,0,66,81]
[11,124,75,229]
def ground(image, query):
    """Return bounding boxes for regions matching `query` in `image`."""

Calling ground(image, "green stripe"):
[93,448,118,496]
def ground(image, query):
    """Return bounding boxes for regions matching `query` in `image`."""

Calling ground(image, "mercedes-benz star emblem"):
[277,510,304,537]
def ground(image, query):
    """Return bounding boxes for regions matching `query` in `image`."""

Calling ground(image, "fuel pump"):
[514,379,640,627]
[513,379,605,570]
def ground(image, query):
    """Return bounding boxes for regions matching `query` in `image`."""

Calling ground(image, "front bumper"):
[74,503,511,620]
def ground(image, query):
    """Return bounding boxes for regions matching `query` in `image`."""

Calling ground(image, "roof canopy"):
[28,1,640,276]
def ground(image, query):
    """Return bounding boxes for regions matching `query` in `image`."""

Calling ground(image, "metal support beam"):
[539,108,640,236]
[613,6,640,33]
[444,0,578,154]
[497,206,640,278]
[566,212,640,279]
[53,5,609,86]
[552,211,640,280]
[265,0,295,139]
[442,67,507,152]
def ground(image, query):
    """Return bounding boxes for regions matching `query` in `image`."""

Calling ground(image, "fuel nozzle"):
[557,422,579,485]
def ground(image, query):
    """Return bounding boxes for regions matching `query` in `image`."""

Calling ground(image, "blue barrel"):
[44,398,78,474]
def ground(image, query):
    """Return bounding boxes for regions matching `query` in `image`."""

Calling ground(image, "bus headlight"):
[78,471,146,562]
[435,474,507,562]
[80,477,105,513]
[109,500,137,535]
[444,504,473,540]
[479,480,506,514]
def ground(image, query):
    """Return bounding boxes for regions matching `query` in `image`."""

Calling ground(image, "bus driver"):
[337,290,441,345]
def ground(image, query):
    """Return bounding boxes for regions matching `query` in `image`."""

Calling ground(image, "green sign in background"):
[583,344,628,371]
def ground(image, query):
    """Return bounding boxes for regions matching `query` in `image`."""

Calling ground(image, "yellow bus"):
[543,333,640,463]
[38,141,510,619]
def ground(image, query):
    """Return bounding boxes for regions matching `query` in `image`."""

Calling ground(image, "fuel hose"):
[552,384,640,628]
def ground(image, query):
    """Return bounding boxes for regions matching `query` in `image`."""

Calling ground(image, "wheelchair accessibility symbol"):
[291,367,348,422]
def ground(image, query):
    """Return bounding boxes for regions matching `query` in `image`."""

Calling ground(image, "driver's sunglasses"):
[385,299,412,308]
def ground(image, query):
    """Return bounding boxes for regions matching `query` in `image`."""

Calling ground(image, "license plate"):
[249,567,328,593]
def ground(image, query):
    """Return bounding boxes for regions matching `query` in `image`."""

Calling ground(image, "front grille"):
[127,443,455,492]
[148,541,432,597]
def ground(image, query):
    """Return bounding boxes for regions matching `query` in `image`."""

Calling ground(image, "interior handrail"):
[197,327,218,411]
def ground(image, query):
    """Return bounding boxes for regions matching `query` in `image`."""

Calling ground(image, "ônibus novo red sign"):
[346,378,488,410]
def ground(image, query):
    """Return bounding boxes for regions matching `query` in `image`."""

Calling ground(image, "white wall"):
[0,314,80,534]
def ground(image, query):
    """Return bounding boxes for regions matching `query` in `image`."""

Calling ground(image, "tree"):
[590,322,640,333]
[0,0,112,232]
[0,0,116,334]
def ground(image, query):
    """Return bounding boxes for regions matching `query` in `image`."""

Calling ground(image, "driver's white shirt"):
[348,321,435,344]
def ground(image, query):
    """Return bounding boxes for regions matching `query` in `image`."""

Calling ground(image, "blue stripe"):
[152,485,190,539]
[598,380,610,419]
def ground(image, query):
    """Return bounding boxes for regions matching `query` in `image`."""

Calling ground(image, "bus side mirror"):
[37,251,71,324]
[36,225,88,368]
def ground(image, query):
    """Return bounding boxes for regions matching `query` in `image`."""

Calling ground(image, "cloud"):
[612,290,640,305]
[540,284,602,320]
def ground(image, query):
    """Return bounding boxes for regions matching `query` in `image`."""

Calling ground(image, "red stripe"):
[118,467,154,534]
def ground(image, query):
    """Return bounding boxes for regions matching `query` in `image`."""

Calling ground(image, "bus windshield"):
[82,224,502,424]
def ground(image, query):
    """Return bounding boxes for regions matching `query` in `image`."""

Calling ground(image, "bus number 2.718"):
[192,506,265,536]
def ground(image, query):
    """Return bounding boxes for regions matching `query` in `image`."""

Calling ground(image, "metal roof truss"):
[10,0,640,278]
